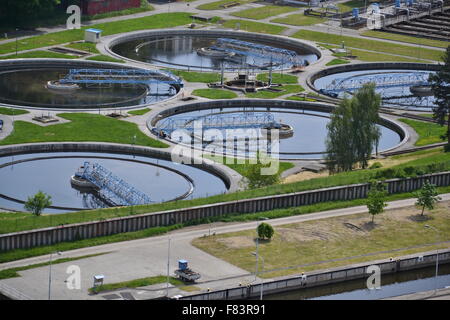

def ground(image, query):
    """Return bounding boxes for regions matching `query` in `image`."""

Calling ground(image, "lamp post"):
[166,237,171,298]
[15,28,18,56]
[425,225,440,296]
[48,251,62,300]
[251,252,264,300]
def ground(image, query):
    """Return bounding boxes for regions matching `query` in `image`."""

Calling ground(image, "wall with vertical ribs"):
[1,171,449,252]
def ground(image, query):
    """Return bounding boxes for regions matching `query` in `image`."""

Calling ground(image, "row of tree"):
[0,0,81,30]
[326,46,450,173]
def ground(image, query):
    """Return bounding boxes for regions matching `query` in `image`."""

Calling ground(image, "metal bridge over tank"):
[326,71,430,93]
[59,68,183,87]
[154,112,279,136]
[75,161,152,206]
[210,38,304,66]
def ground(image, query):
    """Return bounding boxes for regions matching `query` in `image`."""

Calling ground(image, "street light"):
[425,225,440,296]
[166,237,171,298]
[251,251,264,300]
[48,251,62,300]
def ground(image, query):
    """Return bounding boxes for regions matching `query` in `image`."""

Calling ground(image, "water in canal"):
[264,263,450,300]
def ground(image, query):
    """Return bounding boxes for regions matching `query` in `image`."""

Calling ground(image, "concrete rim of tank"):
[103,28,324,72]
[0,58,183,112]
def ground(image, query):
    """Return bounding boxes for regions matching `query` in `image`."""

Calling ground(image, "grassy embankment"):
[292,30,443,62]
[0,113,168,148]
[192,200,450,278]
[192,89,238,99]
[231,5,298,20]
[399,118,446,146]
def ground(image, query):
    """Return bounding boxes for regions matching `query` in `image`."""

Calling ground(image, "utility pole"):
[166,237,171,298]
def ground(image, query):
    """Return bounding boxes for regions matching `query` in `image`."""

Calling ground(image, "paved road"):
[1,193,449,300]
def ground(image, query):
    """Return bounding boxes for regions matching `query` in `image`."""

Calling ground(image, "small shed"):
[85,28,102,43]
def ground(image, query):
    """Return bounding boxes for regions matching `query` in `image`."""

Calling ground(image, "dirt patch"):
[282,170,329,184]
[217,236,255,249]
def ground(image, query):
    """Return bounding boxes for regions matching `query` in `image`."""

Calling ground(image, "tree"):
[428,45,450,152]
[24,191,52,216]
[257,222,274,240]
[242,153,281,189]
[1,0,61,29]
[325,83,382,173]
[366,181,388,223]
[414,180,441,216]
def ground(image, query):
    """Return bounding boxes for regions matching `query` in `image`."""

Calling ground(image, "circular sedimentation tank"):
[0,151,228,213]
[310,63,441,111]
[149,100,406,160]
[108,29,320,71]
[0,59,182,110]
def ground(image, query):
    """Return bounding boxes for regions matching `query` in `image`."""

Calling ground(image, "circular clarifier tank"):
[109,30,320,71]
[0,60,182,110]
[0,152,227,213]
[150,101,404,160]
[311,64,440,111]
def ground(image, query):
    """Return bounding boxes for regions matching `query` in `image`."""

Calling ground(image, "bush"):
[257,222,274,240]
[369,162,383,169]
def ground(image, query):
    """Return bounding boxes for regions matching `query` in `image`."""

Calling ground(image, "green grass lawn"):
[285,95,317,102]
[128,108,152,116]
[326,58,350,66]
[361,30,450,49]
[0,113,168,148]
[399,118,446,146]
[85,55,125,63]
[65,42,100,54]
[221,19,287,35]
[204,155,294,178]
[0,50,76,60]
[197,0,255,10]
[245,85,304,99]
[0,107,29,115]
[89,276,184,294]
[256,73,298,84]
[192,88,238,99]
[167,70,221,83]
[192,200,450,278]
[345,49,425,63]
[231,5,299,20]
[271,14,326,26]
[0,13,193,55]
[293,30,443,62]
[337,0,365,12]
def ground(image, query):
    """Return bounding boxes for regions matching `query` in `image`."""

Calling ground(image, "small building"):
[81,0,141,16]
[85,28,102,43]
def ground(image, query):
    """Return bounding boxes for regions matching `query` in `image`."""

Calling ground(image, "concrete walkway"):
[1,193,449,300]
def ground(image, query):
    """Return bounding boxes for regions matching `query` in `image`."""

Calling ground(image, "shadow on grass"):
[408,214,433,222]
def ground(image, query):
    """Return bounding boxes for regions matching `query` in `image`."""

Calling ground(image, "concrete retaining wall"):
[1,163,449,251]
[181,248,450,300]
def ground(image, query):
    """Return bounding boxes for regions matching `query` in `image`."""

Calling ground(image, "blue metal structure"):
[75,161,152,206]
[326,72,430,93]
[154,112,280,136]
[59,68,183,87]
[211,38,304,66]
